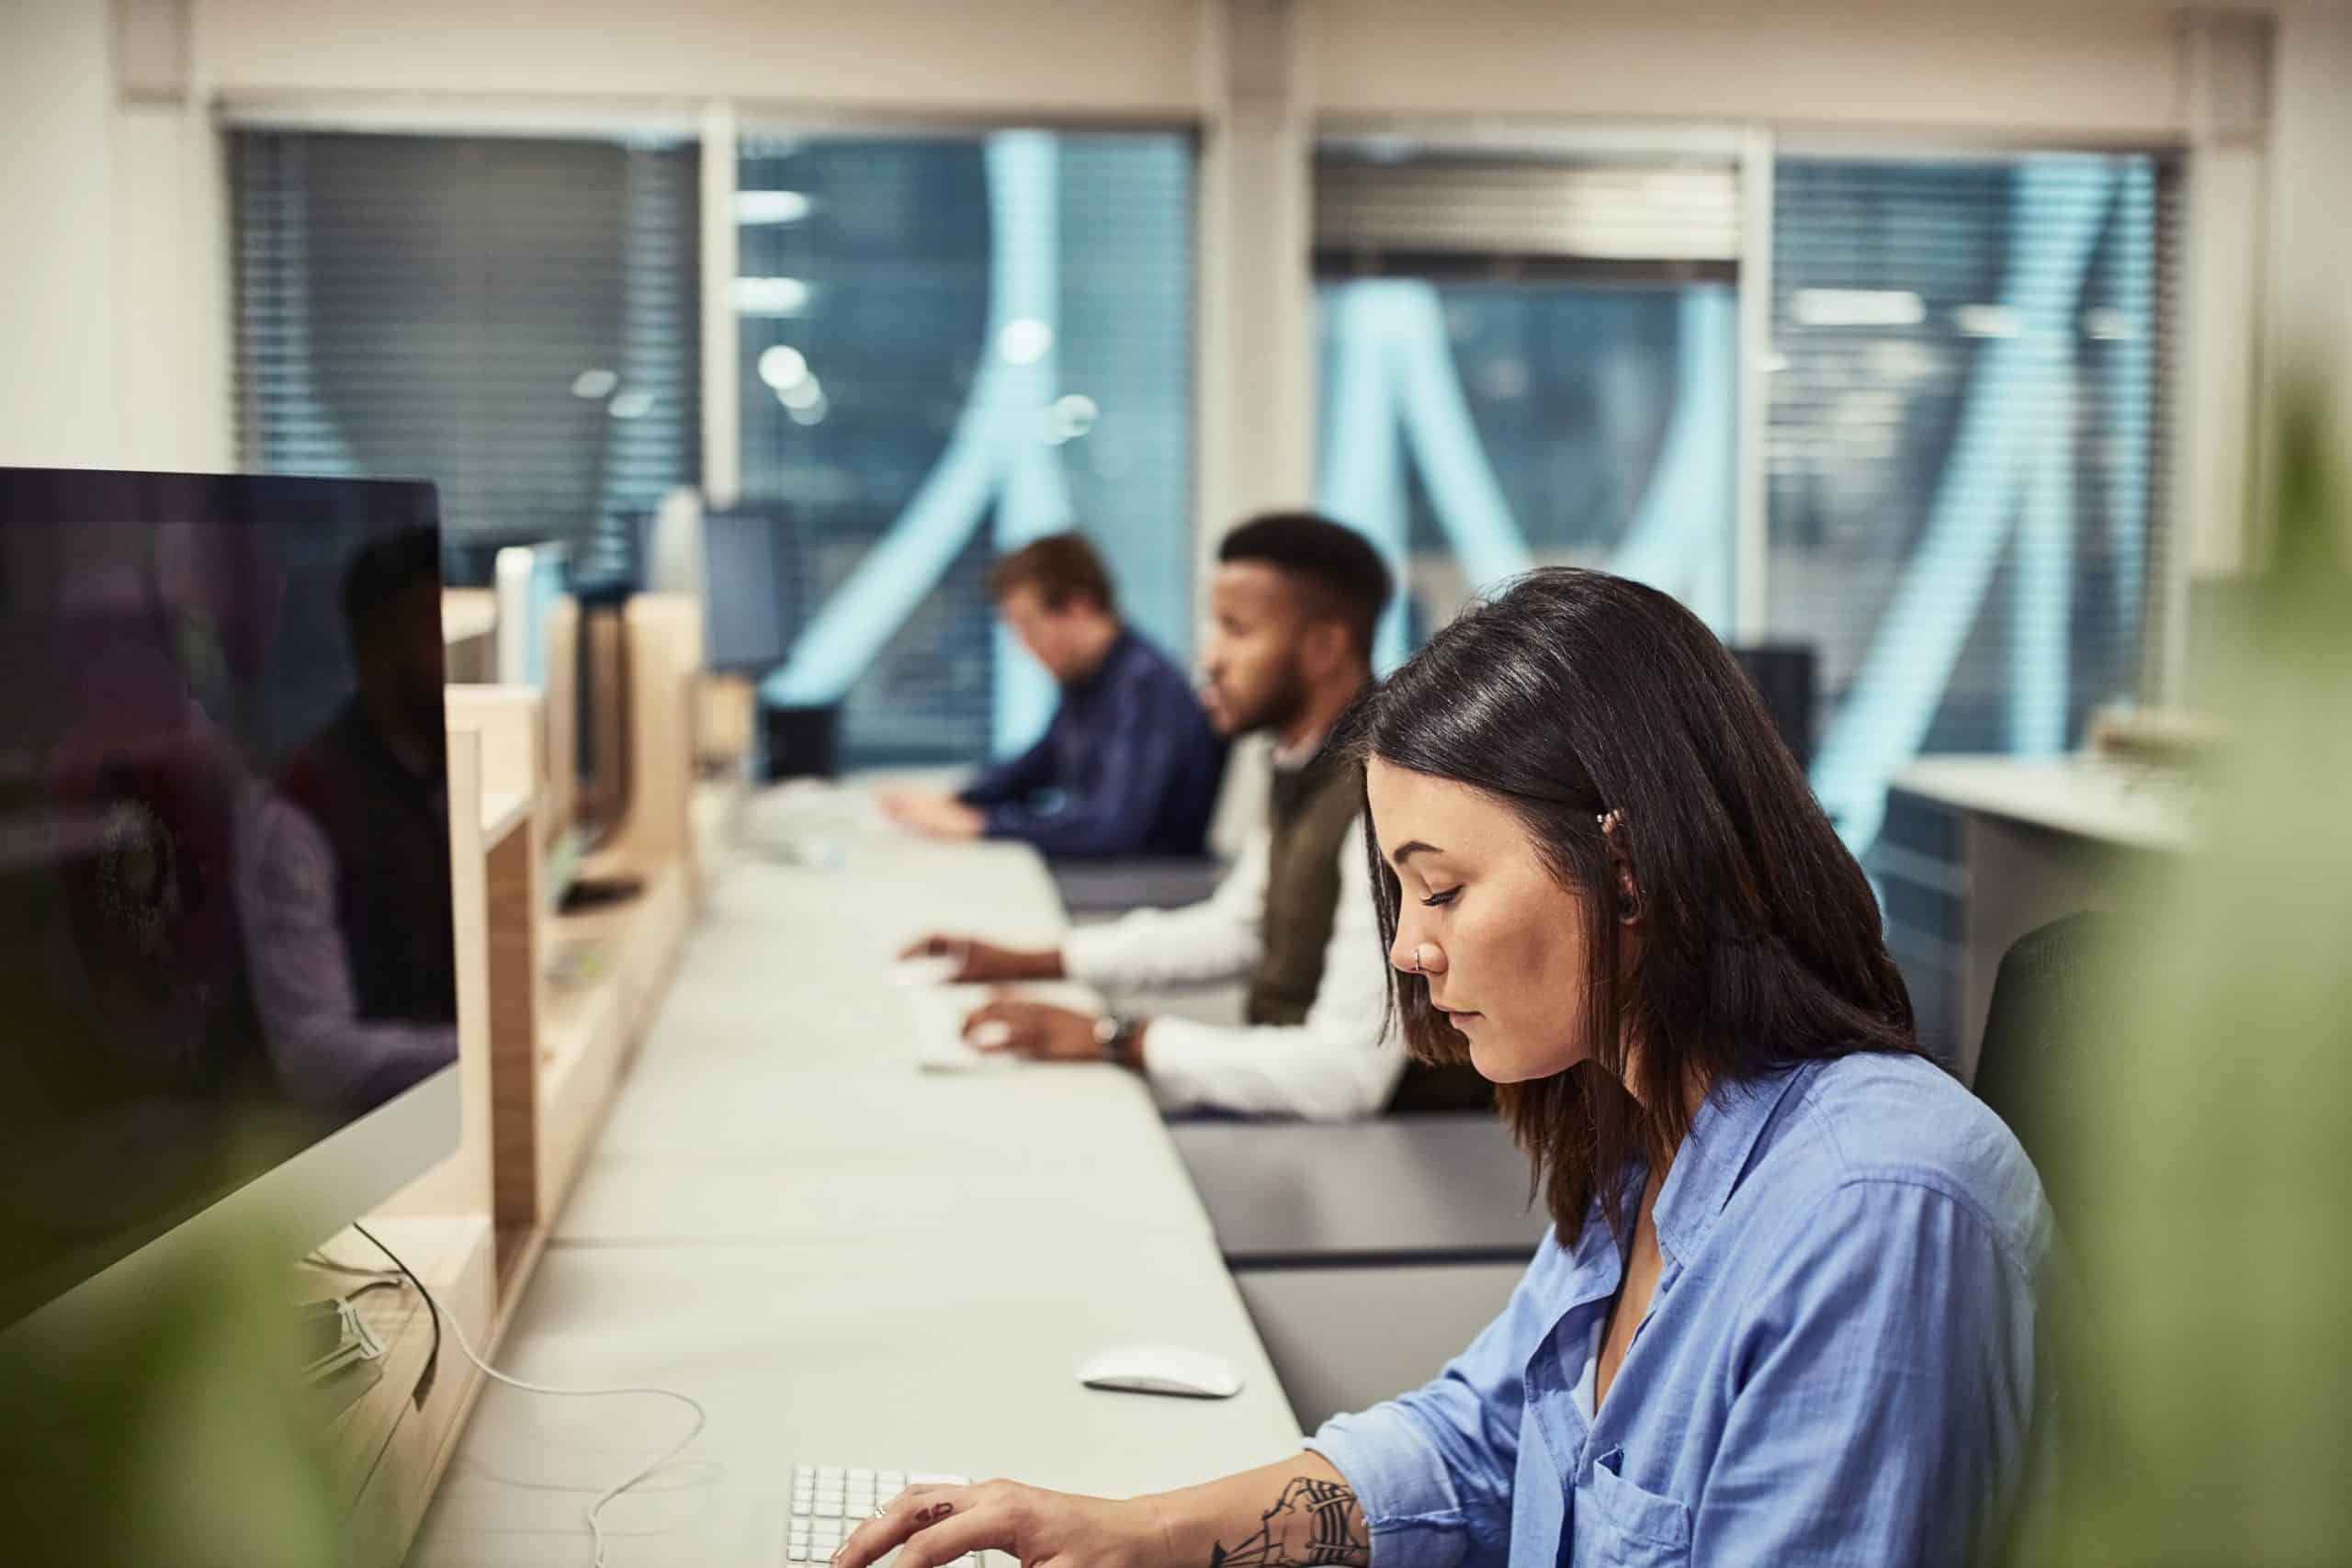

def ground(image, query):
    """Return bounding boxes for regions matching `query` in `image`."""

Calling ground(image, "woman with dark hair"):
[834,570,2055,1568]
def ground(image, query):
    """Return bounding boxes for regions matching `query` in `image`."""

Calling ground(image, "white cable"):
[351,1222,707,1567]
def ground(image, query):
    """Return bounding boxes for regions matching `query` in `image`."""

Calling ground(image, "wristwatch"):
[1092,1013,1146,1069]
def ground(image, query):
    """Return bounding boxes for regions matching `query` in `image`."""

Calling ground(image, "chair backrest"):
[1973,910,2118,1230]
[1973,911,2127,1565]
[1730,642,1817,773]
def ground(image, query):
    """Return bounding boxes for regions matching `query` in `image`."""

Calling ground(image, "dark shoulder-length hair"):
[1346,569,1918,1246]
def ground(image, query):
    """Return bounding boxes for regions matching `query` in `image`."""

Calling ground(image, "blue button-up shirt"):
[958,626,1225,859]
[1308,1052,2058,1567]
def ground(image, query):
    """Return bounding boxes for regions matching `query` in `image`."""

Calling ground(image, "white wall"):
[192,0,2258,141]
[1195,0,1317,542]
[1311,0,2203,139]
[112,96,228,472]
[11,0,2332,574]
[2269,0,2352,468]
[0,0,119,468]
[197,0,1203,118]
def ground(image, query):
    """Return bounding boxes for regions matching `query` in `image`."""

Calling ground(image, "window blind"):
[1764,152,2177,847]
[1309,142,1745,654]
[232,130,700,572]
[1314,152,1740,277]
[734,131,1194,766]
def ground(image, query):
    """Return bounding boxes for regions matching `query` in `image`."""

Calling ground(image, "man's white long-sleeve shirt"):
[1061,817,1405,1121]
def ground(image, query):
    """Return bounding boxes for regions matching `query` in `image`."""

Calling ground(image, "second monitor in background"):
[492,541,571,690]
[637,495,794,677]
[639,495,797,780]
[493,542,591,908]
[701,511,791,676]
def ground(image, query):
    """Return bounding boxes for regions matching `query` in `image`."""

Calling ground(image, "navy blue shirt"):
[957,627,1225,858]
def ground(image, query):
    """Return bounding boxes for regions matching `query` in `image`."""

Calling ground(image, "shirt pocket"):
[1580,1450,1691,1568]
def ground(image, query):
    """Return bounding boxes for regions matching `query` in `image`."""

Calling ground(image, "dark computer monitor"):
[633,500,792,674]
[703,512,791,674]
[1731,642,1819,774]
[562,581,639,908]
[0,468,462,1334]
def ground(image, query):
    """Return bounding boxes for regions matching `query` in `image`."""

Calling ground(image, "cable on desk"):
[303,1250,406,1282]
[307,1245,440,1406]
[350,1221,708,1568]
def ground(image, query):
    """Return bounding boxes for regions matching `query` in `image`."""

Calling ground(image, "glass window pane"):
[1767,154,2168,852]
[232,131,701,569]
[1315,276,1738,660]
[739,131,1193,766]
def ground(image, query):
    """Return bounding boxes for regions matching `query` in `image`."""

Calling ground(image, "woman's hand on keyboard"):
[833,1481,1163,1568]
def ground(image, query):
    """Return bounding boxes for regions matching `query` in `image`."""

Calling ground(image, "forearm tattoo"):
[1209,1477,1369,1568]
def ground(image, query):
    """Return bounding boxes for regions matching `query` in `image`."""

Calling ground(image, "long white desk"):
[409,795,1304,1566]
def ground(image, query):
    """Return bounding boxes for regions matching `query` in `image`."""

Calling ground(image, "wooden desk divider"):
[539,593,699,1190]
[306,604,707,1565]
[544,594,581,860]
[436,686,549,1288]
[439,589,497,684]
[698,671,757,773]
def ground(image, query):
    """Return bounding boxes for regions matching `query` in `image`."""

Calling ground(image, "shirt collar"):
[1066,626,1135,697]
[1270,730,1326,771]
[1650,1060,1821,1269]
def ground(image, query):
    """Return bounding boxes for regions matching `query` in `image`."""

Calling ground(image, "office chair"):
[1730,642,1818,774]
[1971,910,2119,1227]
[1973,911,2122,1568]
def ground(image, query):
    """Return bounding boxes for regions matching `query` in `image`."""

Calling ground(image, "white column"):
[1735,126,1776,646]
[2157,9,2273,699]
[1,0,118,468]
[1193,0,1316,602]
[699,99,741,507]
[112,95,228,471]
[2267,1,2352,496]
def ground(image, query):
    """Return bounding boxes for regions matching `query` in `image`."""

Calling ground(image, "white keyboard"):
[786,1466,975,1564]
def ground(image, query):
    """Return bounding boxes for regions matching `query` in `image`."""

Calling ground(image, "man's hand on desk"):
[877,789,985,840]
[899,934,1067,985]
[961,998,1146,1066]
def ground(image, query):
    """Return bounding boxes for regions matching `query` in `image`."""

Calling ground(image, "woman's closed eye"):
[1419,886,1461,908]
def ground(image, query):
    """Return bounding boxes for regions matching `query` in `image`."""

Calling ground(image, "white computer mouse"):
[1076,1346,1243,1400]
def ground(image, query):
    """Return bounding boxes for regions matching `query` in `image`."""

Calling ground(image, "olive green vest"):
[1246,749,1363,1029]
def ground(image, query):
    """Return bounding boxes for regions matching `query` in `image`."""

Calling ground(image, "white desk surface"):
[1891,755,2199,854]
[410,798,1303,1566]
